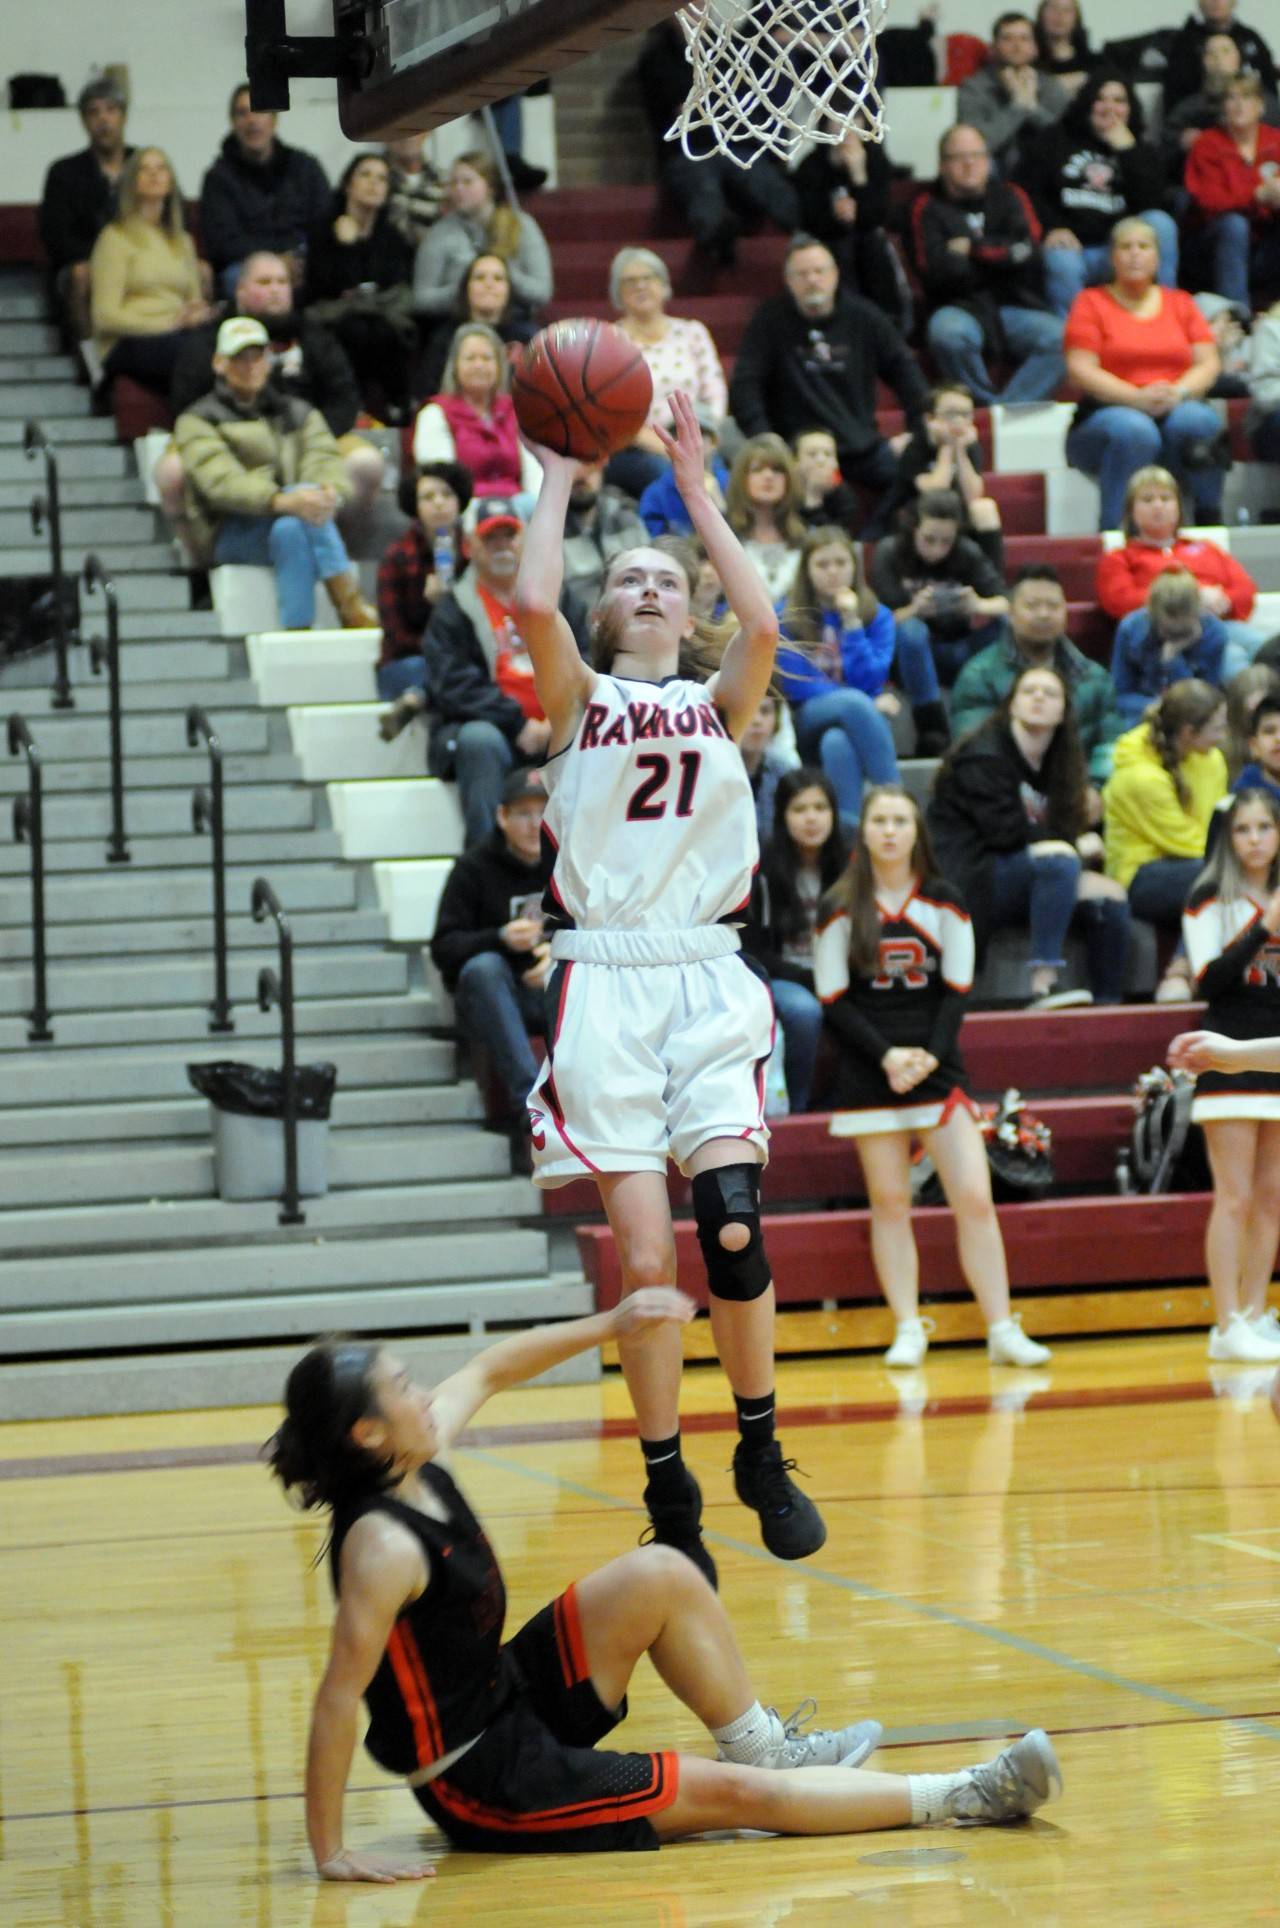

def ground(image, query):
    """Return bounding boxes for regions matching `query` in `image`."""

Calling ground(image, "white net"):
[668,0,889,168]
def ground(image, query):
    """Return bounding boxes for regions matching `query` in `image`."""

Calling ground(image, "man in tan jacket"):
[174,315,375,628]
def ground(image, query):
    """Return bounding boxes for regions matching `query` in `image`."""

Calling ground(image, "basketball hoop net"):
[668,0,889,168]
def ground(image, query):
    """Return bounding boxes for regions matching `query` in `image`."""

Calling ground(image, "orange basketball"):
[512,318,654,460]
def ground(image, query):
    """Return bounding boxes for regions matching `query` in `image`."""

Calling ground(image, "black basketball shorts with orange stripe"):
[411,1583,680,1853]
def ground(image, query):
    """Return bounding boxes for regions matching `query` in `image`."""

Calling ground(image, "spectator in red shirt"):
[1063,217,1223,528]
[1097,463,1262,675]
[1186,75,1280,308]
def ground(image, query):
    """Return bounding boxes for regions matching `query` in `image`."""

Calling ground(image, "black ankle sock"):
[641,1431,685,1500]
[735,1392,776,1454]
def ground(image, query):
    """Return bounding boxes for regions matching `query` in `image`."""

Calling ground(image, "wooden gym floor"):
[3,1331,1279,1926]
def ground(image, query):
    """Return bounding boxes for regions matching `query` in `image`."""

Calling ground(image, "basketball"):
[512,318,654,461]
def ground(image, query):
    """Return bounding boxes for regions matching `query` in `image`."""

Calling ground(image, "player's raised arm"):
[654,390,778,737]
[515,446,597,741]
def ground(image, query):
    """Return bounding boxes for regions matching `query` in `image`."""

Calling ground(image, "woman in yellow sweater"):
[1103,679,1228,928]
[90,146,214,394]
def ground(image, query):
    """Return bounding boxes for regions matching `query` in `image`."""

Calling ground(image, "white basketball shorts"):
[528,929,773,1187]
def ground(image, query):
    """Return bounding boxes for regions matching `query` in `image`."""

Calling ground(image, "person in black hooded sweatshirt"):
[1026,69,1179,317]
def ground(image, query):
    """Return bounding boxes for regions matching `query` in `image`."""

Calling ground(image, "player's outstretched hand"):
[318,1848,436,1884]
[611,1287,697,1339]
[652,390,706,502]
[1167,1030,1230,1075]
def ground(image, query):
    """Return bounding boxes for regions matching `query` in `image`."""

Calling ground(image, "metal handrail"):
[23,420,75,709]
[251,877,304,1226]
[83,556,129,864]
[7,715,53,1041]
[187,707,234,1033]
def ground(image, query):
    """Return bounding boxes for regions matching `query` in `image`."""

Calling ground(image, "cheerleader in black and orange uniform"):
[813,784,1051,1371]
[1180,788,1280,1366]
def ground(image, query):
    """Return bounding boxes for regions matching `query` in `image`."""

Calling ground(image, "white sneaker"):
[1247,1307,1280,1353]
[885,1316,934,1368]
[987,1315,1052,1367]
[1208,1310,1280,1363]
[733,1702,883,1771]
[1029,988,1093,1011]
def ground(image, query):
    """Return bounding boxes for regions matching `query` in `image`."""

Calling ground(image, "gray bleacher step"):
[0,1031,454,1104]
[0,904,390,961]
[9,709,268,759]
[0,475,144,509]
[0,505,154,545]
[78,610,225,640]
[0,750,302,796]
[0,990,438,1056]
[37,784,312,839]
[0,1226,547,1304]
[8,675,258,717]
[0,416,117,447]
[0,1264,575,1361]
[0,290,48,321]
[0,321,62,357]
[0,354,83,383]
[0,944,406,1018]
[0,639,229,684]
[0,386,91,419]
[0,1310,596,1419]
[0,864,356,927]
[0,1081,480,1147]
[0,542,175,574]
[0,827,343,874]
[0,1124,510,1209]
[0,444,128,485]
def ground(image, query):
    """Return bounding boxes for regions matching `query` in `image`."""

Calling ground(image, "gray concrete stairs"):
[0,268,586,1418]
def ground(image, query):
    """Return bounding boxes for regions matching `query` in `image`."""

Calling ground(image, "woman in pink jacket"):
[1186,75,1280,310]
[1096,465,1261,676]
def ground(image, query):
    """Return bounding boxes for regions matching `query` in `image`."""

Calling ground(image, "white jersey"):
[540,674,758,934]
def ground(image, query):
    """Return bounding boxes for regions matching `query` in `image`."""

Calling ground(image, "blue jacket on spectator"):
[639,454,731,537]
[1110,608,1228,723]
[776,601,897,705]
[1233,761,1280,803]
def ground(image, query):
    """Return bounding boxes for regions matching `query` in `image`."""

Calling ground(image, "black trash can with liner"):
[187,1061,337,1201]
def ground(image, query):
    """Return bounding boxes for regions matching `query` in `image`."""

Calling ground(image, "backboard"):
[327,0,680,140]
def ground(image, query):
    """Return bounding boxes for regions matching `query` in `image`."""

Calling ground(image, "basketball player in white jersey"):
[515,390,826,1585]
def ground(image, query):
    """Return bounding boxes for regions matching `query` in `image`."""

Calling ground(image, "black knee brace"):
[691,1164,771,1302]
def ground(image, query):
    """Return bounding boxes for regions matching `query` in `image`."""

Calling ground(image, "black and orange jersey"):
[329,1463,514,1776]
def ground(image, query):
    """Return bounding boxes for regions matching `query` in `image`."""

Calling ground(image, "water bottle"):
[433,528,455,590]
[1114,1147,1133,1196]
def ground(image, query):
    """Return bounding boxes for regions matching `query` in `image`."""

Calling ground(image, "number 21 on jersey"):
[626,751,702,822]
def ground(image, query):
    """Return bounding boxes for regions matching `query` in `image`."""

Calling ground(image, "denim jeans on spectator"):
[769,976,823,1113]
[452,719,526,849]
[893,615,1006,704]
[925,304,1065,406]
[1222,620,1265,682]
[1042,212,1178,318]
[213,492,351,629]
[453,950,545,1117]
[793,688,899,819]
[1127,856,1201,930]
[989,846,1130,1000]
[1066,401,1225,530]
[376,656,429,700]
[1202,212,1280,312]
[660,147,801,251]
[839,439,901,539]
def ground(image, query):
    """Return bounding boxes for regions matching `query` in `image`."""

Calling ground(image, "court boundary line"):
[0,1376,1249,1481]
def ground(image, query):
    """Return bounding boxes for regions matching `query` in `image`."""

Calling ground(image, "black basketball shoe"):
[640,1467,718,1590]
[733,1440,827,1560]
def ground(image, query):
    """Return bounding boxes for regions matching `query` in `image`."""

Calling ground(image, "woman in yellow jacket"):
[1103,680,1228,929]
[89,147,214,394]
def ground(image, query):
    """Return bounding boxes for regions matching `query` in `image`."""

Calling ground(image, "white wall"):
[0,0,1190,201]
